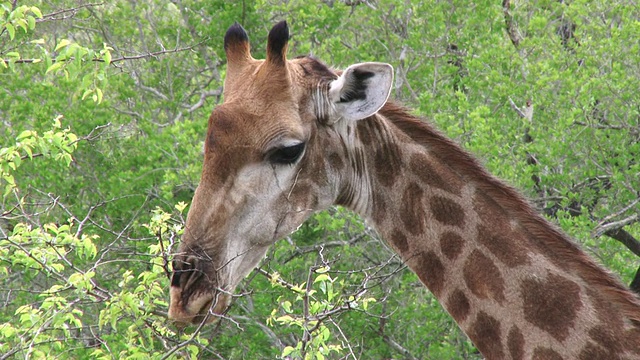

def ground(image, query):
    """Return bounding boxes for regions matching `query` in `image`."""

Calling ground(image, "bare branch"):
[574,121,628,130]
[3,43,202,66]
[599,198,640,224]
[593,214,639,238]
[38,3,105,23]
[602,228,640,258]
[110,43,202,63]
[508,97,533,122]
[379,331,419,360]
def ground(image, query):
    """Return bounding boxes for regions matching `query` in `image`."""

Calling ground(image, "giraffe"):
[168,21,640,358]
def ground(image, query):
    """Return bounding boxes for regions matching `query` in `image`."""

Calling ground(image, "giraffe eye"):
[267,142,306,165]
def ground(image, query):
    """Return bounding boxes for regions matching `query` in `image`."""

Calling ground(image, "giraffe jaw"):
[168,287,231,327]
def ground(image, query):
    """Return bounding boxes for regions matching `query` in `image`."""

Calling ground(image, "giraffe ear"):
[328,62,393,122]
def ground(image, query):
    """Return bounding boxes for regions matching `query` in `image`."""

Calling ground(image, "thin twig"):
[3,43,202,66]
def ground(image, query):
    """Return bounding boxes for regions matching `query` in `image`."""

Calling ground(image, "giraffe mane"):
[377,101,640,325]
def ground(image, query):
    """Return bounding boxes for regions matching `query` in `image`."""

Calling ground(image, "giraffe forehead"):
[208,94,311,148]
[209,59,333,148]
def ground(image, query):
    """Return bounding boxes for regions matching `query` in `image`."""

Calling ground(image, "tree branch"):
[593,211,639,239]
[37,3,105,23]
[3,43,202,66]
[602,228,640,258]
[502,0,523,49]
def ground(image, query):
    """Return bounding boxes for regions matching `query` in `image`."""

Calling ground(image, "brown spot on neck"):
[533,347,564,360]
[446,289,471,322]
[389,229,409,254]
[429,195,465,228]
[463,250,506,303]
[374,147,402,187]
[413,251,446,297]
[476,224,530,268]
[439,231,465,261]
[507,326,525,360]
[409,152,461,194]
[468,311,504,359]
[400,182,426,235]
[522,273,582,341]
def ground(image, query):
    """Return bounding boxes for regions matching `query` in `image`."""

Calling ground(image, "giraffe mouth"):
[168,288,232,327]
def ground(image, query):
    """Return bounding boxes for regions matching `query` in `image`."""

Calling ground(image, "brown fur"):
[414,250,446,297]
[463,250,506,303]
[447,289,471,322]
[429,195,466,228]
[439,231,465,260]
[477,224,531,268]
[522,273,582,341]
[507,326,525,359]
[468,311,504,359]
[533,348,564,360]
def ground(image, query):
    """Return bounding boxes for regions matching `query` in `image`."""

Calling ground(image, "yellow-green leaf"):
[46,62,63,74]
[81,89,93,100]
[6,23,15,40]
[103,49,111,65]
[55,39,71,51]
[30,6,43,18]
[27,15,36,30]
[95,87,103,103]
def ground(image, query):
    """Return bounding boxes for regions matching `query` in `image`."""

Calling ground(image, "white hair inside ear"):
[328,62,394,122]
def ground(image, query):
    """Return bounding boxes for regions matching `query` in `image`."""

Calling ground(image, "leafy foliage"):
[1,0,639,359]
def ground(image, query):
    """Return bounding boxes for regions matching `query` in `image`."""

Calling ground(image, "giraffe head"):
[167,21,393,326]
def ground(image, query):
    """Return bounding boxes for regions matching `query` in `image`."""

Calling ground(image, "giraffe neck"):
[346,103,640,359]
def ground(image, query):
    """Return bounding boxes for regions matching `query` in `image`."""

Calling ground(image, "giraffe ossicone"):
[168,21,640,358]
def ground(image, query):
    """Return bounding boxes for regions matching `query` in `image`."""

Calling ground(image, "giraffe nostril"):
[170,270,181,287]
[182,255,204,290]
[170,259,183,287]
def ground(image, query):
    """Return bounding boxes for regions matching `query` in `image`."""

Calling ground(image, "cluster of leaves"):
[1,0,639,359]
[0,3,41,44]
[0,116,76,196]
[1,2,111,101]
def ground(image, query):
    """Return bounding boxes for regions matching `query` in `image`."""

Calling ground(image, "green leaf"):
[6,23,15,40]
[23,145,33,159]
[46,62,63,74]
[0,323,16,338]
[30,6,43,18]
[16,18,28,33]
[281,300,292,313]
[27,15,36,30]
[17,130,33,140]
[81,89,93,100]
[314,273,330,284]
[55,39,71,51]
[103,48,111,65]
[282,346,296,357]
[95,87,103,103]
